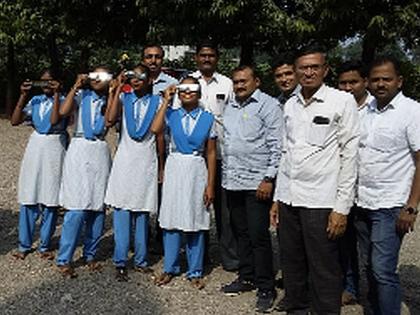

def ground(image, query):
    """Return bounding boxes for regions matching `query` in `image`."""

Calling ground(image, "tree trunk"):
[361,33,377,66]
[240,38,254,66]
[48,34,61,78]
[5,40,15,117]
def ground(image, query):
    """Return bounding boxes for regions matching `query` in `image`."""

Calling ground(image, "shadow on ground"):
[400,264,420,314]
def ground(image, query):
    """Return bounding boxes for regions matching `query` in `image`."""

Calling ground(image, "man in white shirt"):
[191,40,238,271]
[336,60,374,305]
[355,56,420,315]
[270,46,360,314]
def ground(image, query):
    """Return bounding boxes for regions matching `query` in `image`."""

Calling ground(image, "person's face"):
[142,47,164,74]
[195,47,218,74]
[368,62,402,106]
[338,70,367,102]
[233,68,260,102]
[89,67,110,92]
[274,64,298,95]
[295,53,328,90]
[178,79,200,107]
[40,72,53,95]
[129,68,150,93]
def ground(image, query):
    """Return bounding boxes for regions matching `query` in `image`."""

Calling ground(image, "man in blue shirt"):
[222,65,283,313]
[142,44,178,95]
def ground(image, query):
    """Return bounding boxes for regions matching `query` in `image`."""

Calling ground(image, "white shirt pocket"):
[307,120,332,147]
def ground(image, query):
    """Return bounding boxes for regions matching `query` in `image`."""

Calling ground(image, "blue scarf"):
[81,90,106,140]
[167,107,214,154]
[31,95,53,134]
[123,93,159,140]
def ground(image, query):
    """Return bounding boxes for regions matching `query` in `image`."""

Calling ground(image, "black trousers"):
[280,204,342,315]
[226,190,274,291]
[214,161,239,270]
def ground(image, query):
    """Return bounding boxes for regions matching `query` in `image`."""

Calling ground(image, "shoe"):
[115,267,129,282]
[341,290,357,305]
[134,265,154,274]
[12,251,28,260]
[189,277,205,290]
[274,296,286,312]
[57,265,77,279]
[39,251,55,261]
[153,272,174,286]
[222,278,255,296]
[256,289,277,313]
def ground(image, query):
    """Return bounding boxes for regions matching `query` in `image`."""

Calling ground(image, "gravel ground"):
[0,118,419,315]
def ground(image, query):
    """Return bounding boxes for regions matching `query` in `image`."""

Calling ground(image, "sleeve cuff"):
[334,200,351,215]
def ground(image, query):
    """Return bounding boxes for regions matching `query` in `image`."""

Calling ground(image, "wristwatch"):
[404,206,419,215]
[263,176,275,183]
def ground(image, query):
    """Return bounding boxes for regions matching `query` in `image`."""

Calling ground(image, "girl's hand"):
[73,74,88,90]
[20,81,32,95]
[162,85,177,104]
[203,185,215,208]
[49,80,61,93]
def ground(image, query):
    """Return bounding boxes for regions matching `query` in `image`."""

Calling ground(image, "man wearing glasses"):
[271,46,360,314]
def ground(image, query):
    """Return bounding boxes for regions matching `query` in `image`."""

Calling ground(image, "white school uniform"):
[18,95,67,206]
[59,90,111,211]
[158,107,217,232]
[105,95,159,212]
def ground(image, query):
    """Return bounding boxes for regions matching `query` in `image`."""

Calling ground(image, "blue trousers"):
[163,229,204,279]
[113,209,149,268]
[56,209,105,266]
[354,207,403,315]
[18,204,58,253]
[339,210,359,297]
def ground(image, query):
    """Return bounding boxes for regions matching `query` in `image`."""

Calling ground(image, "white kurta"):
[18,131,67,206]
[158,153,209,232]
[104,110,158,213]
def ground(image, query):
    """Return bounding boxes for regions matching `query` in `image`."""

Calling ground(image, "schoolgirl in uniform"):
[11,69,67,260]
[55,66,112,277]
[105,64,162,281]
[150,77,217,289]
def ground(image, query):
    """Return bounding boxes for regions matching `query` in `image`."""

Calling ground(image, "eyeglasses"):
[296,64,325,72]
[177,84,200,93]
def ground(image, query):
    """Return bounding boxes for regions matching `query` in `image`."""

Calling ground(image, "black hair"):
[272,52,296,71]
[39,68,60,80]
[295,44,327,61]
[142,44,165,58]
[196,39,219,56]
[368,55,401,76]
[232,64,259,79]
[91,65,112,73]
[337,60,367,78]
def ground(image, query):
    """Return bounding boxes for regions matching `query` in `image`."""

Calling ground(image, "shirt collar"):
[368,91,402,113]
[153,71,166,84]
[192,70,219,84]
[296,84,327,106]
[179,106,201,119]
[233,89,261,107]
[278,84,301,104]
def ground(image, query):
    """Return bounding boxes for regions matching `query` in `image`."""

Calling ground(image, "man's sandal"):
[154,272,174,286]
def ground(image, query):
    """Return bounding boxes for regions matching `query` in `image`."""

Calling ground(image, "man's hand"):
[270,202,280,228]
[326,211,347,240]
[256,181,273,200]
[397,208,417,234]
